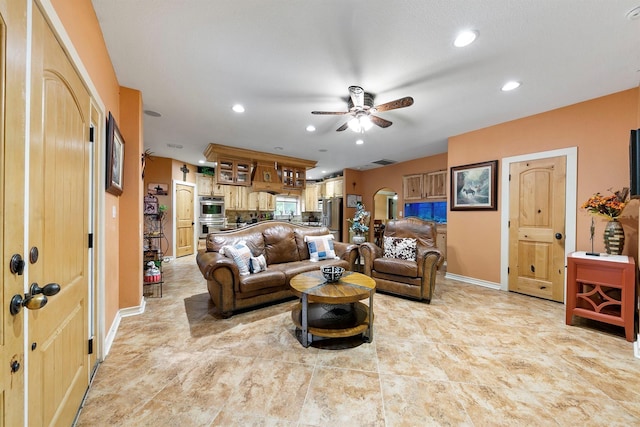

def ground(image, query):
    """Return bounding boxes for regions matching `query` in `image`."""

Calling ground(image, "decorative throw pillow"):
[249,254,267,274]
[221,241,252,276]
[383,236,417,261]
[305,234,338,262]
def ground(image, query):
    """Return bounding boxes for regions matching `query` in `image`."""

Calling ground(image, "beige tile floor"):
[75,255,640,426]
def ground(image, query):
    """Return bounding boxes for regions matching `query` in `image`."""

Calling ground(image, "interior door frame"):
[500,147,577,298]
[172,179,197,258]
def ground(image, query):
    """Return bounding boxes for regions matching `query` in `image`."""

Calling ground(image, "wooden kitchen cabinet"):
[304,183,320,211]
[248,192,276,211]
[196,173,214,196]
[259,193,276,210]
[223,185,249,210]
[281,165,306,191]
[403,170,447,201]
[217,158,251,186]
[425,170,447,198]
[403,174,423,200]
[322,177,343,198]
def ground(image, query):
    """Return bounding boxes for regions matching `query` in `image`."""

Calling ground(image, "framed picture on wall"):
[106,112,125,196]
[450,160,498,210]
[148,183,169,196]
[346,194,362,208]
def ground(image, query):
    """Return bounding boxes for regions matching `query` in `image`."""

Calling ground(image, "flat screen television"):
[630,129,640,198]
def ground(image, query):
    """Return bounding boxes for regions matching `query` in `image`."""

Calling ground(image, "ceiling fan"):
[311,86,414,132]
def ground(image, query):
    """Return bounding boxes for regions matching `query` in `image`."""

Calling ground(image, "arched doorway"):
[372,187,397,245]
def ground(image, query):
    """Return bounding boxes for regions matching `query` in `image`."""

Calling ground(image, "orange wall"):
[143,157,197,256]
[447,88,640,283]
[51,0,119,117]
[119,87,144,307]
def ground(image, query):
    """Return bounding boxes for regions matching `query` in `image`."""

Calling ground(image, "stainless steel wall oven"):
[199,197,225,237]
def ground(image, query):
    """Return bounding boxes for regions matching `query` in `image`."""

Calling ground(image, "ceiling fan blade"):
[348,86,365,108]
[370,115,392,128]
[336,122,349,132]
[311,111,348,115]
[373,96,414,112]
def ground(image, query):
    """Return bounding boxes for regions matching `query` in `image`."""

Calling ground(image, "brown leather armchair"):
[360,217,442,302]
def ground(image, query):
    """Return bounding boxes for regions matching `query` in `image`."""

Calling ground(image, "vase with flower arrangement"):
[581,188,628,255]
[348,201,370,244]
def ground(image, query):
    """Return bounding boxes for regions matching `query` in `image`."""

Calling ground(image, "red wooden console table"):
[566,252,636,342]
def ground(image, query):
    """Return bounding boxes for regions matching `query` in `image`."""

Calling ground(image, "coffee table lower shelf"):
[291,302,372,346]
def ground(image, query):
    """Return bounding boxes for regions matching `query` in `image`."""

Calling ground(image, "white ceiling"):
[91,0,640,180]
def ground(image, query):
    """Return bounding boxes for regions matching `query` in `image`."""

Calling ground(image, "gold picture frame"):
[106,112,125,196]
[450,160,498,211]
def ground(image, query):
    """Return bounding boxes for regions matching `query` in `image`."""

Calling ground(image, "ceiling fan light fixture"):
[454,30,478,47]
[348,114,374,132]
[348,117,362,132]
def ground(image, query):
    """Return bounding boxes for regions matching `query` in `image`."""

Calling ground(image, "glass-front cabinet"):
[217,158,251,185]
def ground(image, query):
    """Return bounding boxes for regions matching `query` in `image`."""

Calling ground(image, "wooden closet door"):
[27,4,91,425]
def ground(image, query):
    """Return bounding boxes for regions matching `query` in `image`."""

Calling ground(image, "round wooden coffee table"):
[289,270,375,347]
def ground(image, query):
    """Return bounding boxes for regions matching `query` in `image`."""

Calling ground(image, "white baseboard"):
[635,337,640,359]
[103,297,146,357]
[444,272,501,290]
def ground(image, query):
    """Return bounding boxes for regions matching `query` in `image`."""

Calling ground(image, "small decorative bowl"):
[321,266,344,283]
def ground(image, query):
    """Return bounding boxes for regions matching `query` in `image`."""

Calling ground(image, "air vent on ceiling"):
[371,159,396,166]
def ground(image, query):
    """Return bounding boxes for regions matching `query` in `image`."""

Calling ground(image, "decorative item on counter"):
[348,201,370,244]
[581,187,629,255]
[321,265,344,283]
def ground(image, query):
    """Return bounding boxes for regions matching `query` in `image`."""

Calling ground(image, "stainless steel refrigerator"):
[322,197,343,241]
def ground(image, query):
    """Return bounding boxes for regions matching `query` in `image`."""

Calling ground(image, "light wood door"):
[508,156,566,302]
[176,184,195,257]
[28,6,91,425]
[1,0,27,424]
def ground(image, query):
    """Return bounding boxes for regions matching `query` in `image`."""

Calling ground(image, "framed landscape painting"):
[106,112,125,196]
[450,160,498,211]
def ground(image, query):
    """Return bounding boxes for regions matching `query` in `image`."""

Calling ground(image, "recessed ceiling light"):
[321,170,327,173]
[167,143,183,149]
[198,160,206,164]
[306,125,316,132]
[274,146,283,150]
[232,104,245,113]
[454,30,478,47]
[356,139,364,145]
[501,81,521,91]
[144,110,162,117]
[318,149,328,153]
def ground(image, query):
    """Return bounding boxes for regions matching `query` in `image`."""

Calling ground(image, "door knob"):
[30,282,60,296]
[9,282,60,315]
[10,293,47,315]
[555,233,563,240]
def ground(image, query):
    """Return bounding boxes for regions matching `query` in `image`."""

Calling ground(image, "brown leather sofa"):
[359,217,442,302]
[196,221,358,317]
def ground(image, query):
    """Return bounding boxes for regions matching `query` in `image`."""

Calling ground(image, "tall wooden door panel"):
[508,156,566,302]
[176,184,194,257]
[28,5,90,426]
[1,0,27,425]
